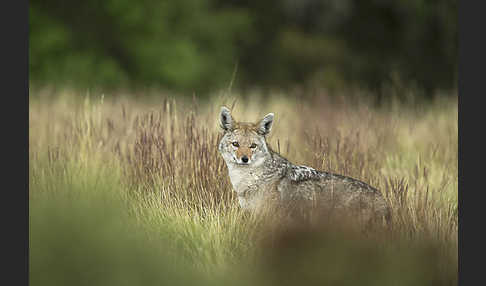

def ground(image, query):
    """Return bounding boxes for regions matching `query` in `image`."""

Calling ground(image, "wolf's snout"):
[241,156,249,163]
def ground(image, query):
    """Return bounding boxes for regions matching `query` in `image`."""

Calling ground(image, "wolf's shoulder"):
[287,165,323,182]
[286,165,377,192]
[265,151,325,182]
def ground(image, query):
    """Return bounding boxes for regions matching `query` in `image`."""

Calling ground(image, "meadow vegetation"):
[29,87,458,285]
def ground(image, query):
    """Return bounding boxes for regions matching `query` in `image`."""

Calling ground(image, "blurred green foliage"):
[30,0,457,97]
[30,0,251,92]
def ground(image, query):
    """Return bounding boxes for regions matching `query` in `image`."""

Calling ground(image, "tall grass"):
[29,88,458,285]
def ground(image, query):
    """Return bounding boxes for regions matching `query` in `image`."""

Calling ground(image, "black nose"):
[241,156,249,163]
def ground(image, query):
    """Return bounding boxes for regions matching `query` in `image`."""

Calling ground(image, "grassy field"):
[29,87,458,285]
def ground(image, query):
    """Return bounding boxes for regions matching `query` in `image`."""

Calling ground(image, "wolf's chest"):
[226,164,280,210]
[228,169,272,210]
[227,167,261,194]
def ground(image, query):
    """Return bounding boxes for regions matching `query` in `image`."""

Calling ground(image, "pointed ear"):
[219,106,233,131]
[258,113,274,136]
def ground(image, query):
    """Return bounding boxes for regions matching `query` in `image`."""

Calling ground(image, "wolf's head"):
[218,106,274,167]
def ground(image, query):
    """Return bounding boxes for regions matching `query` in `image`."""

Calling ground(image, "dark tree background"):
[29,0,457,99]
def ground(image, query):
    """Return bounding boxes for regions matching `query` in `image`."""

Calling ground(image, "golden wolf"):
[218,106,390,222]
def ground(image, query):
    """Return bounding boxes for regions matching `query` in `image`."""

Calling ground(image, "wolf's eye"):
[232,141,239,147]
[250,143,257,149]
